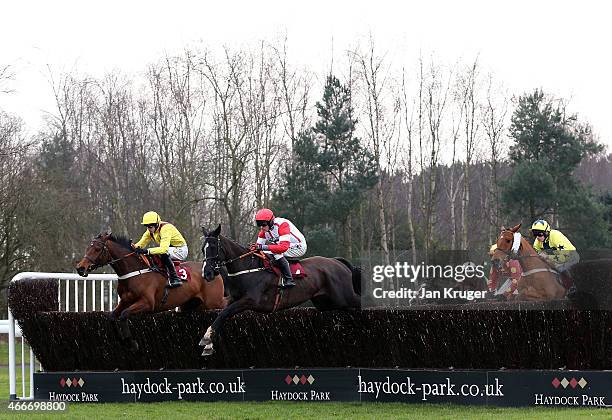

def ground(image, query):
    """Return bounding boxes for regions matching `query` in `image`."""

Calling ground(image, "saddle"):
[147,255,191,283]
[262,257,307,279]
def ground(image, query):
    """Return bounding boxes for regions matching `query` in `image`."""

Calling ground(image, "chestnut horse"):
[491,224,566,300]
[76,232,226,350]
[198,224,361,356]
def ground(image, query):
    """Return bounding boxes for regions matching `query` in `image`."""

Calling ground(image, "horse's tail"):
[334,257,361,296]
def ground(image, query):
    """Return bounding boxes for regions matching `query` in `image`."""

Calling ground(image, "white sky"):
[1,0,611,147]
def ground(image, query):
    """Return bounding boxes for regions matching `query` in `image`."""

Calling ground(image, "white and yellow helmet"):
[142,211,161,225]
[530,219,551,235]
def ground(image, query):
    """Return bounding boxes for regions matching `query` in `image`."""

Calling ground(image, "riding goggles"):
[256,220,271,227]
[532,230,545,237]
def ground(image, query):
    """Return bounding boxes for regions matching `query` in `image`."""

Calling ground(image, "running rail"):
[7,272,118,400]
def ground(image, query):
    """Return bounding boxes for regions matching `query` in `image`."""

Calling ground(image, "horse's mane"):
[107,233,133,251]
[220,234,249,252]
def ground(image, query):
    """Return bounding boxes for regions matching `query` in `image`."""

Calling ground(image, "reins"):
[84,238,143,271]
[205,235,262,270]
[494,232,559,278]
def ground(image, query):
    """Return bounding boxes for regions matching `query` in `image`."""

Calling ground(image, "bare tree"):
[400,68,417,263]
[0,112,33,293]
[445,82,465,250]
[458,58,481,250]
[481,74,509,242]
[353,38,395,264]
[418,56,451,260]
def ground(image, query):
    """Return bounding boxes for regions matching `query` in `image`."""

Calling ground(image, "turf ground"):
[0,341,609,419]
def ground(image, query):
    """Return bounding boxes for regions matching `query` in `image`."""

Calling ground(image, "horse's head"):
[490,223,522,271]
[76,233,113,277]
[201,224,223,282]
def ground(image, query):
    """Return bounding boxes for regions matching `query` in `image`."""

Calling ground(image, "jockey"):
[250,208,307,289]
[530,219,580,274]
[133,211,187,288]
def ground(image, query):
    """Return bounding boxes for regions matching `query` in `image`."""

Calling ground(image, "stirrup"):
[167,278,182,288]
[279,277,296,289]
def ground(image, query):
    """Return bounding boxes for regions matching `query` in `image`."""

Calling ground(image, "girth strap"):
[117,268,152,280]
[226,267,267,277]
[521,267,557,277]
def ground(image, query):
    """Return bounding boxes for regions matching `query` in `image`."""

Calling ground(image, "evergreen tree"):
[275,75,377,256]
[501,89,607,247]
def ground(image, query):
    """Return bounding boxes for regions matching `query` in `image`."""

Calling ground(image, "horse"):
[198,224,361,356]
[490,224,566,301]
[75,232,226,350]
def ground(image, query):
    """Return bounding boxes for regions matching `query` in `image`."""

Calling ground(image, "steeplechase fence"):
[7,272,118,400]
[6,271,612,407]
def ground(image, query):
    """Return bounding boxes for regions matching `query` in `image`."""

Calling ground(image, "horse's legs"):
[110,299,129,321]
[199,297,254,356]
[116,299,154,352]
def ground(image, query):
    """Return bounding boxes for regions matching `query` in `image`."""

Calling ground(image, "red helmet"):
[255,208,274,227]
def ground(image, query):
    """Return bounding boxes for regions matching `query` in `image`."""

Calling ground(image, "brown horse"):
[76,232,226,350]
[198,224,361,356]
[491,224,566,300]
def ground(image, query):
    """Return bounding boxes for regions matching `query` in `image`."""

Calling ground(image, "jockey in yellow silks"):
[133,211,187,288]
[530,219,579,273]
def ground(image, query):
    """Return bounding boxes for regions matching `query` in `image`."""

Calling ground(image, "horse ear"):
[500,225,506,232]
[212,224,221,236]
[201,226,208,237]
[510,223,521,233]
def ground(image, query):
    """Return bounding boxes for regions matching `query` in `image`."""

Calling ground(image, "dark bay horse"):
[76,232,226,350]
[198,224,361,356]
[491,224,566,300]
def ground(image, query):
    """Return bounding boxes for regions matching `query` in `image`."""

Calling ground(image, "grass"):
[0,340,609,419]
[0,400,610,419]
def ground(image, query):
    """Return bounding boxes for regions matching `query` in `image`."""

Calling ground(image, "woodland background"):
[2,39,611,310]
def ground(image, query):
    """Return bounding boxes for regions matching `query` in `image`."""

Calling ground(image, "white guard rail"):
[7,272,118,400]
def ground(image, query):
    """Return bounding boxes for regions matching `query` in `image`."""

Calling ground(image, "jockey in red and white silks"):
[250,208,307,288]
[256,216,307,259]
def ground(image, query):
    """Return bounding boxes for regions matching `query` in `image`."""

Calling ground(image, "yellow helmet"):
[142,211,161,225]
[530,219,551,233]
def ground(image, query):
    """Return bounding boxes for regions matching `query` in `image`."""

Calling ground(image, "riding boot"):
[276,256,296,289]
[160,253,182,288]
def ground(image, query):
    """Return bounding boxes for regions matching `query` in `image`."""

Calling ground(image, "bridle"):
[494,231,539,262]
[82,237,136,271]
[493,230,558,278]
[203,235,258,273]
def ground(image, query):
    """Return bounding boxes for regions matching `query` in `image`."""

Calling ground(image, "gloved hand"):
[538,252,548,260]
[134,248,149,255]
[250,243,268,251]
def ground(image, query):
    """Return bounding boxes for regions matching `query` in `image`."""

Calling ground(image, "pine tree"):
[275,75,377,256]
[501,89,607,247]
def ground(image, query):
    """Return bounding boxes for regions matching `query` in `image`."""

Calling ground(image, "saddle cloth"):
[263,258,307,279]
[149,255,191,283]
